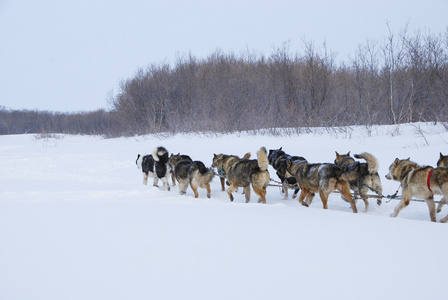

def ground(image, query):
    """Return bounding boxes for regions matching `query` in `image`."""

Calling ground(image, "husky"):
[219,147,270,203]
[135,146,171,191]
[334,152,383,211]
[171,159,215,198]
[385,158,448,222]
[212,152,251,191]
[268,147,305,199]
[168,153,193,185]
[436,153,448,215]
[286,159,357,213]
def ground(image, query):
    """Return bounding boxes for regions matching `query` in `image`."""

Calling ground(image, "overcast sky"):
[1,0,447,112]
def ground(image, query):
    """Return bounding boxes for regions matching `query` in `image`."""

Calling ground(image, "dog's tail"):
[195,161,215,183]
[257,147,269,171]
[153,146,169,163]
[354,152,379,173]
[242,152,251,159]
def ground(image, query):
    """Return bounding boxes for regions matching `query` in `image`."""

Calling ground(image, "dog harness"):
[427,168,433,193]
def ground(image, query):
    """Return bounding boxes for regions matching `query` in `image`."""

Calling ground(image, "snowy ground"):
[1,123,448,300]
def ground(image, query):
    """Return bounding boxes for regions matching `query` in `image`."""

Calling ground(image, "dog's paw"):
[207,193,211,198]
[300,202,309,207]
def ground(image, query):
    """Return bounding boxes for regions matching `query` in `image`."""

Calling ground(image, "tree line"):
[2,26,448,136]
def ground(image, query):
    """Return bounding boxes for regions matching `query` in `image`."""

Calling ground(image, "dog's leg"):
[319,191,329,209]
[390,189,411,218]
[153,177,159,187]
[305,193,315,206]
[220,177,225,191]
[437,197,446,213]
[282,180,289,200]
[373,180,384,206]
[253,185,267,204]
[359,185,370,212]
[143,173,148,185]
[440,213,448,223]
[243,186,251,203]
[227,183,238,202]
[292,188,300,199]
[298,188,310,207]
[425,196,437,222]
[171,173,176,186]
[206,183,211,198]
[179,180,188,195]
[337,181,357,213]
[361,196,369,212]
[163,177,170,191]
[190,182,199,198]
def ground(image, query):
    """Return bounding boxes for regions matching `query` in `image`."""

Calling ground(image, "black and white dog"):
[136,146,171,191]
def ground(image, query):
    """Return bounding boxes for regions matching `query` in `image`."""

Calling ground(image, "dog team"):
[136,146,448,223]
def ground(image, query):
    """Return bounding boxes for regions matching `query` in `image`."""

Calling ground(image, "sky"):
[0,0,447,112]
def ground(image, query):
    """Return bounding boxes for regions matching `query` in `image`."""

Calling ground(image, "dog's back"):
[188,161,215,184]
[136,154,155,174]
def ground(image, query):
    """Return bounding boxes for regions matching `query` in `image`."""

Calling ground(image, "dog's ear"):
[279,147,282,150]
[335,151,340,158]
[394,158,400,164]
[440,152,444,159]
[347,151,351,156]
[406,157,410,161]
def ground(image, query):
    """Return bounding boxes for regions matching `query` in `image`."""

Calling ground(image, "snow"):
[1,123,448,300]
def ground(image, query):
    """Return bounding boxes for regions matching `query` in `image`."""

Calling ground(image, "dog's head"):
[212,154,225,168]
[268,147,285,165]
[334,151,355,167]
[437,152,448,168]
[168,153,184,169]
[385,157,416,181]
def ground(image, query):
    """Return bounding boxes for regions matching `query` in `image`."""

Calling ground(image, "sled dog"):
[436,153,448,217]
[169,155,214,198]
[212,152,251,191]
[385,157,448,222]
[135,146,171,191]
[334,151,383,211]
[219,147,270,203]
[286,159,357,213]
[169,153,193,185]
[268,147,305,199]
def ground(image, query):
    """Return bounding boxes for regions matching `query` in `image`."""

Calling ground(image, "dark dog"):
[334,152,383,211]
[268,147,305,199]
[169,156,215,198]
[169,153,193,185]
[286,158,357,213]
[212,152,251,191]
[216,147,270,203]
[135,146,171,191]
